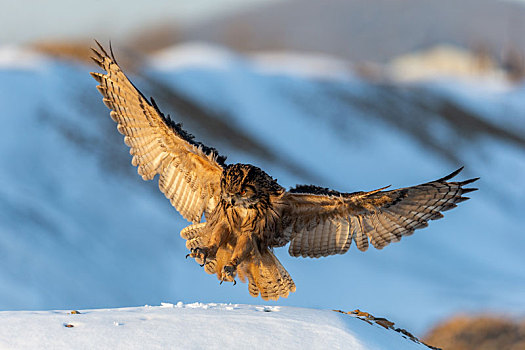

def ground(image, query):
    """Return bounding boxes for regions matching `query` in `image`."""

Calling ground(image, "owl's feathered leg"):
[221,233,254,282]
[203,221,230,262]
[214,245,236,283]
[182,223,243,284]
[187,247,208,266]
[182,221,230,267]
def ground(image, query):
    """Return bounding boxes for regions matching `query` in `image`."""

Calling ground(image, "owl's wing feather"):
[91,42,225,223]
[283,168,478,258]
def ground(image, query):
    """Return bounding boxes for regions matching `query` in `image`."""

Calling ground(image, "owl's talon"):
[219,277,236,285]
[223,265,236,277]
[219,265,238,285]
[187,247,208,266]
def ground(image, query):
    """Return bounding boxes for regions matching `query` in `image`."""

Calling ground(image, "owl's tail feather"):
[238,248,296,301]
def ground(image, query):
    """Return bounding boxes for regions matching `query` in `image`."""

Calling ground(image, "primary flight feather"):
[91,42,478,301]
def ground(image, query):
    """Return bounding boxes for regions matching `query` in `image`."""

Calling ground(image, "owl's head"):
[221,163,284,208]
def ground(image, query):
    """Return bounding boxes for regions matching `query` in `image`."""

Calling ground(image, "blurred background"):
[1,0,525,348]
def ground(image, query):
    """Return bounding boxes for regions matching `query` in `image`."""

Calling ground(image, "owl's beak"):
[223,194,236,206]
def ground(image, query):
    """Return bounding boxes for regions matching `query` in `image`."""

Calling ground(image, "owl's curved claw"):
[223,265,234,277]
[219,278,237,286]
[187,247,208,267]
[219,265,238,286]
[199,249,208,267]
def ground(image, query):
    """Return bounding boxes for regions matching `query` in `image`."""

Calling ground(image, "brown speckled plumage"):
[91,42,479,301]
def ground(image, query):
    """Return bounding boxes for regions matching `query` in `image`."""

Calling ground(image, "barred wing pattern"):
[283,168,478,258]
[91,43,224,223]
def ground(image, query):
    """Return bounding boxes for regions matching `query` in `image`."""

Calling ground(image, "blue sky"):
[0,0,281,45]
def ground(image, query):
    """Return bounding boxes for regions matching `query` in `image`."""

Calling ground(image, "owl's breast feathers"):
[211,163,287,246]
[231,202,286,244]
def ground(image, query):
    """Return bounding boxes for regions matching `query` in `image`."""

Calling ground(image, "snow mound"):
[0,303,432,350]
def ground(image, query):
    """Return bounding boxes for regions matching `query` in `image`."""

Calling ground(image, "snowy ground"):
[0,303,431,350]
[0,43,524,336]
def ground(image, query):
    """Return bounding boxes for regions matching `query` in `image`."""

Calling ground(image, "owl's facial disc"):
[236,186,259,207]
[222,183,258,208]
[221,164,262,208]
[239,185,256,198]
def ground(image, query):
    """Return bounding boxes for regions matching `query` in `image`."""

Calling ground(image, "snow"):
[151,43,243,72]
[387,44,505,82]
[0,303,429,350]
[0,43,524,337]
[250,51,356,80]
[150,43,356,81]
[412,78,525,135]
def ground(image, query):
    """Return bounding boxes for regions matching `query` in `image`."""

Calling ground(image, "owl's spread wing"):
[91,42,225,223]
[281,168,478,258]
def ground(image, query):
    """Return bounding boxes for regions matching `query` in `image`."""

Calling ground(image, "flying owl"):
[91,42,478,301]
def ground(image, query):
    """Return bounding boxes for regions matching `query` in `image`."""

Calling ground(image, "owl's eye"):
[240,185,255,197]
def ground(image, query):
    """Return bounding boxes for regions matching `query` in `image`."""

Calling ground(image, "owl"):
[91,42,478,300]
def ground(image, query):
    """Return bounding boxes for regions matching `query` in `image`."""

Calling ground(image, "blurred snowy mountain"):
[134,0,525,70]
[0,43,524,335]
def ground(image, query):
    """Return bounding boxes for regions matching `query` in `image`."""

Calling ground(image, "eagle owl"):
[91,42,478,301]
